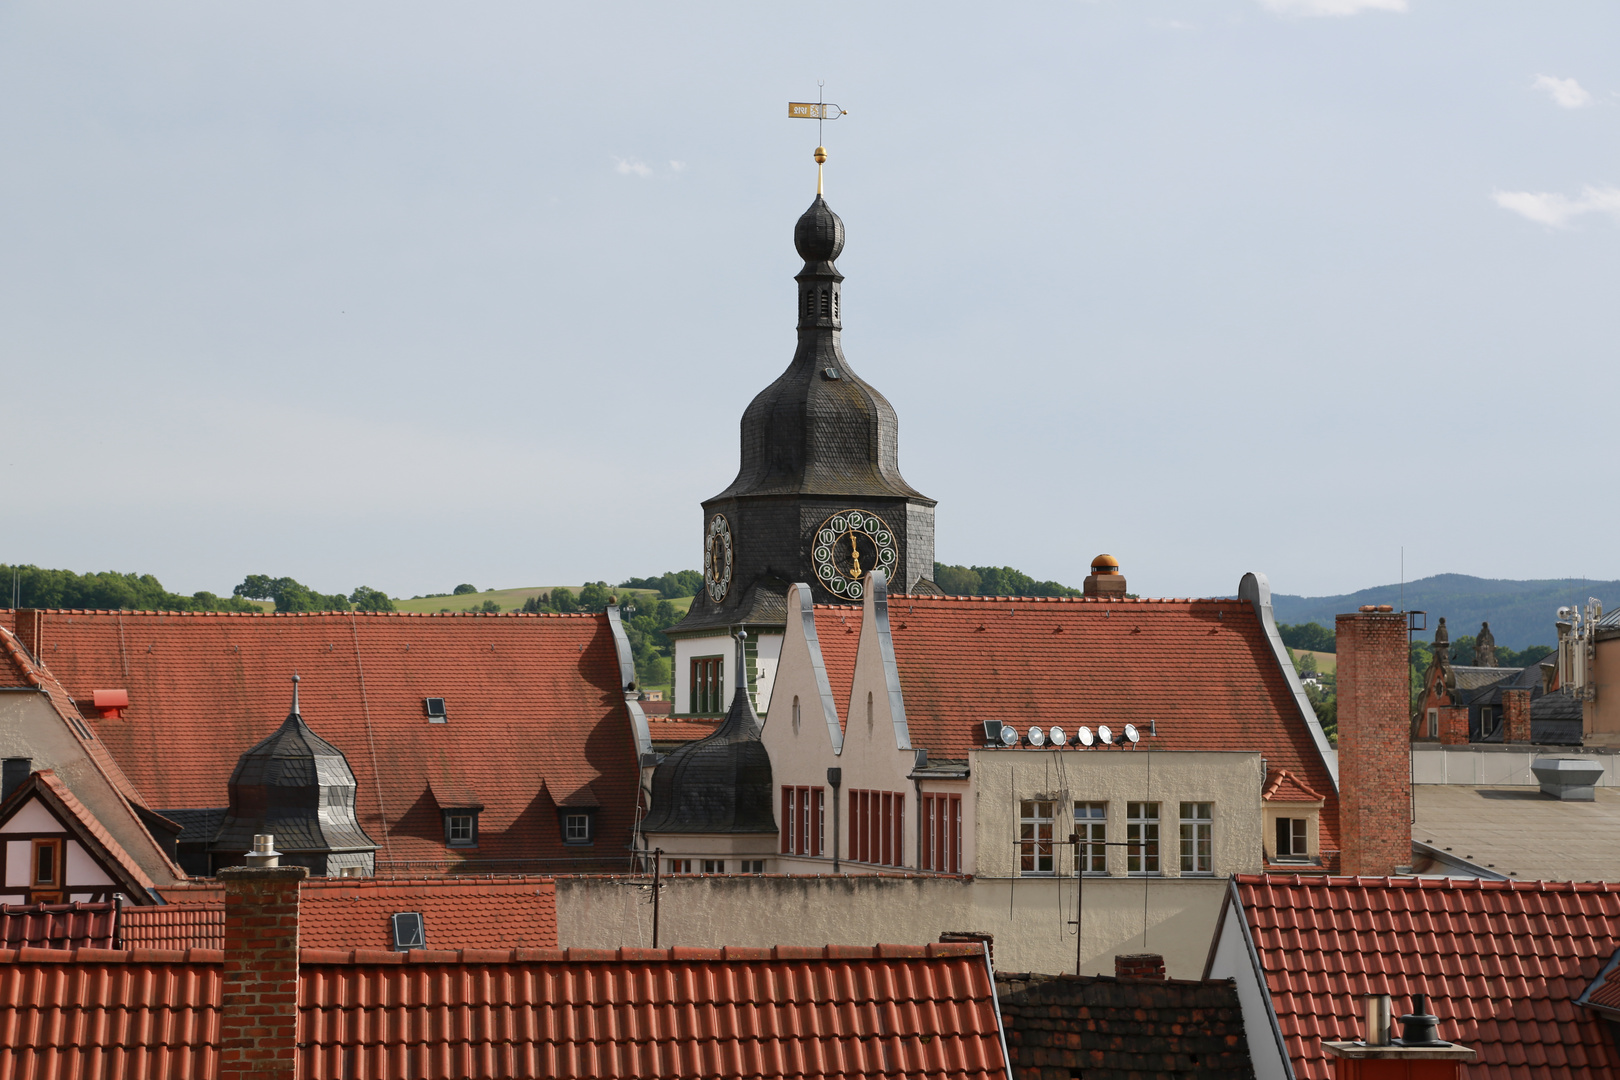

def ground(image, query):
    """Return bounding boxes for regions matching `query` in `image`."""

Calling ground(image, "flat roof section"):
[1414,784,1620,881]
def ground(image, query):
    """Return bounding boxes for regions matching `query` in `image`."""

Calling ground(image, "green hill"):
[1271,574,1619,651]
[394,586,673,614]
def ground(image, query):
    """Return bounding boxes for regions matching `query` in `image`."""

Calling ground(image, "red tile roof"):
[0,903,116,950]
[884,596,1338,847]
[1232,874,1620,1079]
[126,877,559,952]
[0,945,224,1078]
[120,904,224,951]
[813,605,860,721]
[0,942,1006,1080]
[1263,768,1324,802]
[0,610,641,873]
[646,717,722,743]
[0,627,183,883]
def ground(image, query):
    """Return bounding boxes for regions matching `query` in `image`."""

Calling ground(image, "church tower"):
[667,160,936,720]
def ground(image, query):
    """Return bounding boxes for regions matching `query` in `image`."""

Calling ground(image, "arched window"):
[793,696,801,735]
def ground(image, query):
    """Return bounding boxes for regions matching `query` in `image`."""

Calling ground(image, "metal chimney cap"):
[245,833,282,866]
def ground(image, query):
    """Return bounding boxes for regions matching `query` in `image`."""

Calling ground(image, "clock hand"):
[847,530,863,579]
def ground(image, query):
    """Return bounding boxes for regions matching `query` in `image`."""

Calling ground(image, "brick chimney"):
[13,610,43,662]
[219,863,307,1080]
[1502,689,1530,744]
[1337,606,1411,877]
[1115,953,1166,980]
[1438,706,1469,746]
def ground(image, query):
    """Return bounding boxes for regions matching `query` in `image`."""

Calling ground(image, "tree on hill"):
[932,563,1082,598]
[2,564,260,612]
[453,584,478,595]
[619,571,702,599]
[234,575,394,613]
[521,585,681,690]
[1278,622,1336,653]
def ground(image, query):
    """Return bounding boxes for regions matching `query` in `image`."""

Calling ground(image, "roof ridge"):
[296,942,984,965]
[24,608,606,619]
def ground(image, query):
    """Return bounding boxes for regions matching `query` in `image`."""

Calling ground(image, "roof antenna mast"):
[789,82,847,196]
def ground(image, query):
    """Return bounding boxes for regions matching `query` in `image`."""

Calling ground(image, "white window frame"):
[1019,799,1055,876]
[1127,802,1160,876]
[1074,802,1107,875]
[1179,802,1213,875]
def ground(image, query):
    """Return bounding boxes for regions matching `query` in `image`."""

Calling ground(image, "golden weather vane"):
[788,81,847,195]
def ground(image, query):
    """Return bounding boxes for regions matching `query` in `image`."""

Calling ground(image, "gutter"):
[1410,840,1507,880]
[1240,572,1338,790]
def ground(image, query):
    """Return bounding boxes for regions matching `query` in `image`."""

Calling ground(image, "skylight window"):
[424,698,447,723]
[391,912,425,951]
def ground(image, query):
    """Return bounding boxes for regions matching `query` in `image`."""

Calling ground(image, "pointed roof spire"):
[289,672,301,717]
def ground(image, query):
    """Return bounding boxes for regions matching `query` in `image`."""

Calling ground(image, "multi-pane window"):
[849,789,905,867]
[1275,817,1309,859]
[780,786,826,857]
[1126,802,1160,875]
[667,859,693,874]
[1179,802,1213,875]
[702,859,725,874]
[1480,707,1496,737]
[740,860,765,874]
[447,815,475,846]
[1019,800,1055,875]
[689,656,723,714]
[922,793,963,874]
[1074,802,1107,874]
[563,812,592,844]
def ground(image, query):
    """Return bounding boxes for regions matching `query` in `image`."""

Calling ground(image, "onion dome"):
[794,195,845,267]
[639,634,776,835]
[211,675,375,871]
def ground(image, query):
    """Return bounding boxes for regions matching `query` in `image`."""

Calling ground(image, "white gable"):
[0,796,64,835]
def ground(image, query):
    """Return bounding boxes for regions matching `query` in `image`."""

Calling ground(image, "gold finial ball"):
[814,146,827,164]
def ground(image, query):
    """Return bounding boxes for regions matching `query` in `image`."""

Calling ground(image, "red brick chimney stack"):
[1115,953,1166,980]
[219,863,308,1080]
[1336,606,1411,877]
[13,610,43,662]
[1502,689,1531,744]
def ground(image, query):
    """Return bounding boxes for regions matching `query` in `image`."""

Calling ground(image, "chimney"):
[1,759,31,802]
[1323,993,1476,1077]
[1438,706,1469,746]
[1083,554,1127,599]
[939,930,994,965]
[219,854,308,1080]
[1502,689,1530,744]
[1337,605,1411,877]
[1115,953,1166,980]
[13,610,43,662]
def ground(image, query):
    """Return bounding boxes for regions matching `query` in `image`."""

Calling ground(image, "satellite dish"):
[1098,725,1114,745]
[1049,726,1068,747]
[1027,726,1046,747]
[1077,726,1094,747]
[1123,723,1140,744]
[999,724,1019,747]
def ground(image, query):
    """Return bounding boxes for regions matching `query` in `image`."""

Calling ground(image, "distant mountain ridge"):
[1270,574,1620,651]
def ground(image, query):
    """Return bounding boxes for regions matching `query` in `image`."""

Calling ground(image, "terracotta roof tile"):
[0,611,640,873]
[297,876,558,950]
[1235,874,1620,1080]
[0,903,116,950]
[1264,769,1325,803]
[813,606,859,721]
[0,943,1005,1080]
[882,596,1338,845]
[120,904,224,951]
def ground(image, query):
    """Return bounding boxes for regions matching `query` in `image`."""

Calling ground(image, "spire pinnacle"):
[815,146,827,195]
[289,672,301,717]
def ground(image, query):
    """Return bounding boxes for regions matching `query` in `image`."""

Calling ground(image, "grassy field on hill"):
[1291,649,1336,675]
[392,587,691,614]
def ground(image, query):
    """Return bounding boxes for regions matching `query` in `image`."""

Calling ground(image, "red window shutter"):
[881,793,891,867]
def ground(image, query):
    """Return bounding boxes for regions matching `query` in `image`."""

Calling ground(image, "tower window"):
[833,290,839,318]
[689,656,723,714]
[793,696,801,735]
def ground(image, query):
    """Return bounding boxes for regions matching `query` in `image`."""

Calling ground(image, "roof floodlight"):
[999,724,1019,747]
[1098,725,1114,746]
[1077,726,1094,747]
[1027,726,1046,747]
[1049,726,1068,747]
[1123,723,1140,745]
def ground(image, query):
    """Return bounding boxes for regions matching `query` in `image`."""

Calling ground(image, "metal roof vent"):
[424,698,447,723]
[391,912,425,951]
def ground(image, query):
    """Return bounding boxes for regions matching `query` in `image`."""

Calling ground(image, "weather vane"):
[788,81,847,195]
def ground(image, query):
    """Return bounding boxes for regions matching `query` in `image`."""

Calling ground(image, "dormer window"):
[562,811,594,845]
[442,810,479,847]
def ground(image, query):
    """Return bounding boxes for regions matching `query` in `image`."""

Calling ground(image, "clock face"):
[811,510,899,600]
[704,514,734,602]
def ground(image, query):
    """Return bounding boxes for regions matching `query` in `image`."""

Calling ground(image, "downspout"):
[828,768,842,872]
[912,749,926,870]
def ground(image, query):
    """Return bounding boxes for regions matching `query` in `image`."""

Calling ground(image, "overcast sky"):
[2,1,1616,601]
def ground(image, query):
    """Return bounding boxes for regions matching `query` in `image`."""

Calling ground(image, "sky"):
[2,1,1617,602]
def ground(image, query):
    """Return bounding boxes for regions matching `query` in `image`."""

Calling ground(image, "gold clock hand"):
[847,530,863,579]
